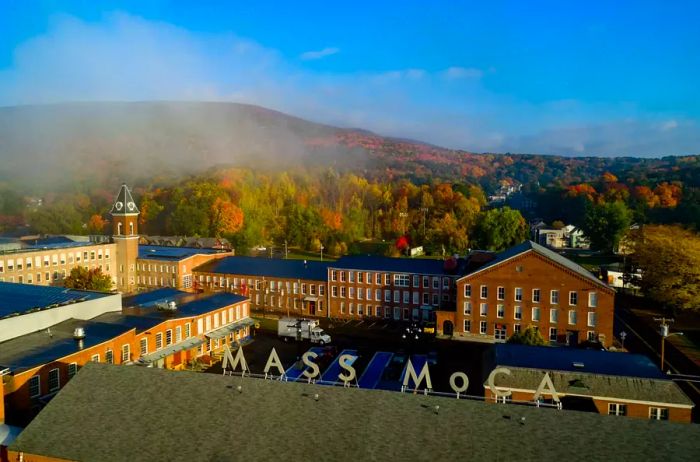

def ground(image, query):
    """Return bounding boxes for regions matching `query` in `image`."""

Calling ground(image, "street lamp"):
[619,330,627,350]
[656,317,683,371]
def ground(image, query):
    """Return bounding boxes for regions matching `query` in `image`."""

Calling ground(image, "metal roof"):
[138,245,223,260]
[462,240,608,288]
[331,255,465,276]
[492,344,665,379]
[109,184,139,215]
[0,282,109,319]
[122,288,189,308]
[195,256,330,281]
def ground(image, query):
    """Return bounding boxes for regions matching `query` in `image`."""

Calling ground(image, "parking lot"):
[206,317,491,396]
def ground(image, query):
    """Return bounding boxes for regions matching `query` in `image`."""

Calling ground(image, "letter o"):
[449,372,469,394]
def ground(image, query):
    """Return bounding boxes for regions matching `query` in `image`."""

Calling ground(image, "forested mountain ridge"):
[1,101,698,195]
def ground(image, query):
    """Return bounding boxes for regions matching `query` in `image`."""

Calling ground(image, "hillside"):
[0,102,698,193]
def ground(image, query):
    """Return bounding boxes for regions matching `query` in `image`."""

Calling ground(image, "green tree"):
[28,202,84,235]
[580,201,633,253]
[63,267,113,292]
[473,207,528,251]
[630,225,700,312]
[507,326,548,346]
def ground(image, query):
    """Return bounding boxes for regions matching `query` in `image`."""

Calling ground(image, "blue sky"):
[0,0,698,156]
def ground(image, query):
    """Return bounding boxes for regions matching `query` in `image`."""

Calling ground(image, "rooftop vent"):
[73,327,86,340]
[156,301,177,311]
[572,362,585,369]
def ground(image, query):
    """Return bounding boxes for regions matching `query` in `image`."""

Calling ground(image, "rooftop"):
[331,255,466,276]
[0,282,110,320]
[138,245,224,260]
[120,292,247,320]
[491,344,666,379]
[0,317,131,373]
[10,363,700,462]
[121,287,190,308]
[195,256,330,281]
[464,240,608,288]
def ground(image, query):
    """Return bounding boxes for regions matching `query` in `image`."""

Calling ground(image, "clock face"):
[115,201,124,211]
[127,201,136,211]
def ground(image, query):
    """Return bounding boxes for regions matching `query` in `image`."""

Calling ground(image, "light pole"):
[619,330,627,350]
[320,244,324,262]
[655,317,684,371]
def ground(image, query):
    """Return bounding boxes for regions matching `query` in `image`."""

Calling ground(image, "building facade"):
[110,184,140,293]
[440,241,614,347]
[136,246,233,291]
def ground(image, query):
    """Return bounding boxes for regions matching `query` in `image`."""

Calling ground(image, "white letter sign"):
[264,347,285,378]
[403,358,433,391]
[487,367,512,398]
[533,372,560,403]
[302,351,320,380]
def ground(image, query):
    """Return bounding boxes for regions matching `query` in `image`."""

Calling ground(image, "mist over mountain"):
[0,101,698,194]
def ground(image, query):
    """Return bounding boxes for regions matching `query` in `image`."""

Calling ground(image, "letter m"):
[402,358,432,392]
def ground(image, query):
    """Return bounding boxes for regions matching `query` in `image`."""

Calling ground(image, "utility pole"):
[320,244,324,262]
[284,240,288,259]
[654,317,683,371]
[421,207,428,238]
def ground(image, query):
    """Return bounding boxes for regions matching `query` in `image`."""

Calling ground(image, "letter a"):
[264,348,285,378]
[533,372,560,403]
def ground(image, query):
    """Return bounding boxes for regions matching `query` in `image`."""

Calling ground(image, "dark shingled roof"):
[464,240,608,288]
[331,255,465,276]
[10,363,700,462]
[195,256,330,281]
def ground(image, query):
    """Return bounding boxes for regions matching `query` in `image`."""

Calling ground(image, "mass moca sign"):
[221,345,561,402]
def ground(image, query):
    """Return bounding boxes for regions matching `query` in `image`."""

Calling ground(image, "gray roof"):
[487,366,694,407]
[462,240,609,288]
[10,363,700,462]
[110,184,139,215]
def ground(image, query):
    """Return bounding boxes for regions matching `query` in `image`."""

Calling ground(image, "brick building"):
[326,256,465,321]
[483,344,694,423]
[136,245,232,290]
[438,241,615,347]
[0,284,251,425]
[193,256,329,316]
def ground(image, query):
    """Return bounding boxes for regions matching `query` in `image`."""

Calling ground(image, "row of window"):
[28,351,118,399]
[137,263,178,274]
[0,264,110,285]
[200,275,327,297]
[138,275,176,287]
[252,293,324,312]
[337,303,419,320]
[608,403,669,420]
[464,285,598,307]
[463,303,596,326]
[330,287,449,305]
[330,270,452,290]
[0,249,110,274]
[464,320,598,342]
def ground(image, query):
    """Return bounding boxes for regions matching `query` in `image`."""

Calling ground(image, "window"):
[569,291,578,306]
[608,403,627,416]
[497,304,505,318]
[532,289,540,303]
[549,327,558,342]
[464,284,472,297]
[587,331,597,341]
[422,276,429,288]
[156,333,163,350]
[649,407,668,420]
[48,368,60,392]
[91,354,100,362]
[568,310,577,325]
[463,320,471,332]
[185,323,191,338]
[532,307,541,322]
[422,293,429,304]
[349,287,355,299]
[589,292,598,308]
[550,290,559,304]
[358,304,364,316]
[442,278,449,289]
[514,324,521,334]
[412,291,419,304]
[515,288,523,302]
[463,301,472,315]
[332,286,338,297]
[514,306,522,320]
[480,303,488,317]
[376,273,382,285]
[349,303,354,315]
[349,271,355,283]
[412,275,419,287]
[394,274,410,287]
[176,326,182,342]
[385,274,391,285]
[340,271,346,282]
[140,338,148,355]
[393,290,399,303]
[105,349,113,364]
[340,287,346,298]
[121,344,130,362]
[550,309,558,323]
[480,285,488,299]
[29,375,41,398]
[432,277,439,289]
[367,288,373,300]
[403,291,410,304]
[340,302,345,314]
[587,312,597,327]
[67,362,78,379]
[495,326,507,341]
[432,294,439,306]
[331,270,337,282]
[375,289,381,301]
[497,286,505,300]
[480,321,488,334]
[166,329,173,345]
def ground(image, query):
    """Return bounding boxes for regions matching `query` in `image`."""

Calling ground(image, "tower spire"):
[110,184,139,215]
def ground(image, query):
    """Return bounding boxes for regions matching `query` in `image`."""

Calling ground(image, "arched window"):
[117,222,122,235]
[129,222,134,235]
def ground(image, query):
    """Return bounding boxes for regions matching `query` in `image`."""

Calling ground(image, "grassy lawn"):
[567,253,622,271]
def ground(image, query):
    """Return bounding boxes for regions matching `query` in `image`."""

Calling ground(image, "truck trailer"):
[278,317,332,344]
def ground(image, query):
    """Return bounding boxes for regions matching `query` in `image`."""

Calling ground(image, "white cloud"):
[300,47,339,61]
[442,66,483,80]
[660,119,678,131]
